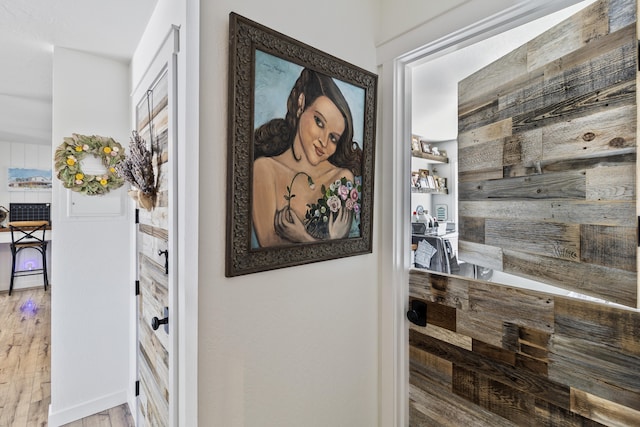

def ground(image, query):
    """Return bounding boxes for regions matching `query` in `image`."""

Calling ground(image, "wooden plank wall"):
[457,0,638,307]
[135,72,171,427]
[409,269,640,426]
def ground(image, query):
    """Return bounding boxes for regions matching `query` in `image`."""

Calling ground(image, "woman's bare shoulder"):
[254,155,297,176]
[326,166,355,183]
[254,156,285,174]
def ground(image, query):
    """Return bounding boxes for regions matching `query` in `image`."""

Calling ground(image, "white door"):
[133,28,179,427]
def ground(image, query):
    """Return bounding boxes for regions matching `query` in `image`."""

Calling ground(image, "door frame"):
[377,1,590,425]
[130,25,180,426]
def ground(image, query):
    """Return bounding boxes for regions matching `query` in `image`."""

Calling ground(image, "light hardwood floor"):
[0,288,134,426]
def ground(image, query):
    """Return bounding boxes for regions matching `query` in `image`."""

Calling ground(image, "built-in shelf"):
[411,150,449,163]
[411,188,448,195]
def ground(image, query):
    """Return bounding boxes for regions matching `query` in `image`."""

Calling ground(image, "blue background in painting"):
[252,50,365,242]
[253,50,365,149]
[8,168,52,180]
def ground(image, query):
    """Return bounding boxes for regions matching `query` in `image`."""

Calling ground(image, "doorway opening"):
[385,1,601,424]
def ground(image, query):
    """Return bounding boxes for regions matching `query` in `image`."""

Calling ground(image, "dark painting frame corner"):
[226,12,378,277]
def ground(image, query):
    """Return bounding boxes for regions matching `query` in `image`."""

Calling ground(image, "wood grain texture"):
[61,404,135,427]
[136,70,171,427]
[502,248,636,306]
[458,217,485,244]
[452,365,537,426]
[457,281,555,348]
[409,269,469,310]
[409,270,640,426]
[456,0,637,307]
[540,104,636,163]
[459,200,635,226]
[586,163,635,200]
[526,0,609,72]
[571,388,640,426]
[485,218,580,262]
[458,170,587,201]
[0,288,50,427]
[458,240,503,271]
[409,382,518,427]
[550,296,640,411]
[411,329,570,409]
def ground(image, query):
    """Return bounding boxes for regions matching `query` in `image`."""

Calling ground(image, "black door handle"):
[151,307,169,333]
[406,300,427,327]
[151,316,168,330]
[158,249,169,274]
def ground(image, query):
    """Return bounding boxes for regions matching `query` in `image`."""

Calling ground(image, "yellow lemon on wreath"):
[75,146,83,152]
[75,173,84,180]
[100,179,108,186]
[103,146,112,154]
[66,158,76,166]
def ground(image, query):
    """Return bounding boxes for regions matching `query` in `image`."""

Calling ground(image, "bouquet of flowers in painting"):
[304,177,362,239]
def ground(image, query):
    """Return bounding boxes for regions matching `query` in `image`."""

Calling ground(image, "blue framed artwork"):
[8,168,52,191]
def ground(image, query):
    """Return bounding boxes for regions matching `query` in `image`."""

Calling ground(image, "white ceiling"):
[0,0,158,145]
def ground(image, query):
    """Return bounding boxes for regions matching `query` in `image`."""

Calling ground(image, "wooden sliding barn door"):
[409,0,638,425]
[134,28,179,427]
[457,0,637,307]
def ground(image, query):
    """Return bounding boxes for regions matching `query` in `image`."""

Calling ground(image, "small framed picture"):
[411,135,421,152]
[437,177,447,190]
[435,204,448,221]
[411,171,420,187]
[420,140,431,153]
[432,175,440,190]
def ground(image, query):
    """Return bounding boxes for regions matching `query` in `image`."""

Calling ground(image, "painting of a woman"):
[252,55,364,248]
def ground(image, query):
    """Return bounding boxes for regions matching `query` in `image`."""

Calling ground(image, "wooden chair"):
[8,220,49,295]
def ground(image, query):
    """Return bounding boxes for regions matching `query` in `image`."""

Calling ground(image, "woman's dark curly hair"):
[254,68,362,176]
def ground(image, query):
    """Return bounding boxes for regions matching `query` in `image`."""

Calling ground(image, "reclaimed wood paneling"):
[408,270,640,426]
[457,0,638,307]
[458,169,587,201]
[136,70,171,427]
[457,241,503,271]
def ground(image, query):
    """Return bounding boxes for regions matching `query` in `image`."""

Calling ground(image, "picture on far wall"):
[7,168,52,191]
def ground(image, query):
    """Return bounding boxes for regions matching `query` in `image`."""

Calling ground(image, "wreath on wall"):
[54,133,126,195]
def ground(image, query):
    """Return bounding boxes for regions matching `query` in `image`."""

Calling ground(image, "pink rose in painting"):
[350,188,359,201]
[346,198,356,211]
[326,195,341,213]
[338,184,349,200]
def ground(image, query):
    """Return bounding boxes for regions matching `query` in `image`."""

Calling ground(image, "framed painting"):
[8,168,52,191]
[226,12,378,277]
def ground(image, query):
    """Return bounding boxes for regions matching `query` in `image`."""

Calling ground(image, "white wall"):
[49,47,131,426]
[198,1,379,426]
[0,141,52,208]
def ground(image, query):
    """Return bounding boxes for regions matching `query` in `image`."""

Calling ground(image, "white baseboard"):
[48,389,129,427]
[128,392,138,426]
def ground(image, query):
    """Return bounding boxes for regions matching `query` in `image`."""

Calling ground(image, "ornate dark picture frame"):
[226,13,378,277]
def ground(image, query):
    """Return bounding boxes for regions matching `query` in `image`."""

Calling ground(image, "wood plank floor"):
[0,288,134,426]
[61,404,134,427]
